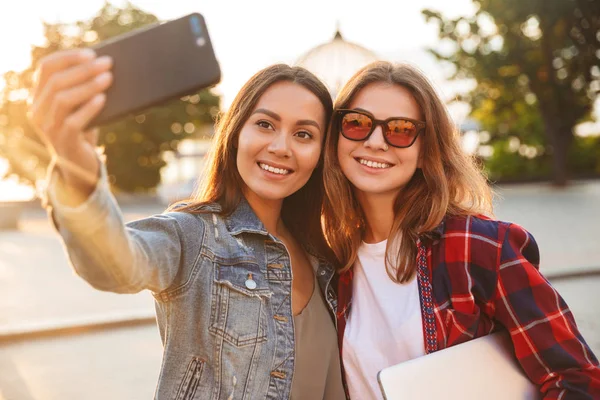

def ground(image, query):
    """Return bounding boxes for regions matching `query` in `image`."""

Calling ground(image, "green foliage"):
[423,0,600,184]
[0,2,220,192]
[484,139,552,182]
[568,135,600,175]
[484,134,600,182]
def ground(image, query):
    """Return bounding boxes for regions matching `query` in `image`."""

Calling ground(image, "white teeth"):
[358,158,391,169]
[259,163,290,175]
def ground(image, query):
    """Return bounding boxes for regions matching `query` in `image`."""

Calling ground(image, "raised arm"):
[29,49,198,294]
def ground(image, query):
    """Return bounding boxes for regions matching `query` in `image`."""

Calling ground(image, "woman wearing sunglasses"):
[322,61,600,399]
[28,49,346,399]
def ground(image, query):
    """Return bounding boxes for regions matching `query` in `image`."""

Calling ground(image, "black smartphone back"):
[89,13,221,127]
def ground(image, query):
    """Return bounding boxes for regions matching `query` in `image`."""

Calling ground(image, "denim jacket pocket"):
[173,356,205,400]
[209,261,271,347]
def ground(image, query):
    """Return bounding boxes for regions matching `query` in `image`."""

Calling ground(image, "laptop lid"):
[377,332,540,400]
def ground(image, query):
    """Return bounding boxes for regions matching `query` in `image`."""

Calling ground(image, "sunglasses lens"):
[386,119,419,147]
[341,112,372,140]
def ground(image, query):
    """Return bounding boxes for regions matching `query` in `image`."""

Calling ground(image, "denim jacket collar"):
[224,197,270,237]
[225,197,335,268]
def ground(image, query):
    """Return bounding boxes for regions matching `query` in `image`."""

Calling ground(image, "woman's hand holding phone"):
[28,49,113,200]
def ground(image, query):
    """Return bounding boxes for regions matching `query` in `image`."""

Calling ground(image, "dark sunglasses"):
[335,109,426,148]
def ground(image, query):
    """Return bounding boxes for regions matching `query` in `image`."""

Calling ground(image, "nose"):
[267,131,292,158]
[363,124,388,152]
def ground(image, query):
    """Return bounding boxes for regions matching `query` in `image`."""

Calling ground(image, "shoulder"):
[160,202,224,238]
[441,214,539,268]
[440,214,507,245]
[441,214,532,242]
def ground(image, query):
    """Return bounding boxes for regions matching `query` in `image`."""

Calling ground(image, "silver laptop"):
[377,332,540,400]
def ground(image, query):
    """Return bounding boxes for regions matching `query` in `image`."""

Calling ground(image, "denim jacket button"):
[245,279,257,290]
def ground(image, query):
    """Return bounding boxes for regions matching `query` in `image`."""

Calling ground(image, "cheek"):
[414,137,423,168]
[395,138,422,166]
[337,136,357,174]
[236,129,258,163]
[337,136,353,162]
[299,143,323,171]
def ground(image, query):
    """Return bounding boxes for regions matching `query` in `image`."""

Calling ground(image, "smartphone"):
[89,13,221,127]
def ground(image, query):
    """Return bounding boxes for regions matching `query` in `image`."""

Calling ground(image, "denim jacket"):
[45,165,339,400]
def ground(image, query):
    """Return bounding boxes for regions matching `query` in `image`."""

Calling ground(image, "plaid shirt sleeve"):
[494,222,600,399]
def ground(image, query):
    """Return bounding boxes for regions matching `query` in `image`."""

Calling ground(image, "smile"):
[356,158,393,169]
[258,162,292,175]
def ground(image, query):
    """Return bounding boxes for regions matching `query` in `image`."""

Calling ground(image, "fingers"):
[32,49,96,99]
[47,93,106,155]
[26,49,107,194]
[44,69,113,131]
[30,56,113,131]
[61,94,106,137]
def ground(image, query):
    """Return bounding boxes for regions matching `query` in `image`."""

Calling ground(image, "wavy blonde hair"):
[322,61,493,282]
[170,64,334,259]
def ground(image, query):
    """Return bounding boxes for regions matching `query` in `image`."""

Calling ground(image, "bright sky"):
[0,0,478,109]
[1,0,598,201]
[0,0,482,201]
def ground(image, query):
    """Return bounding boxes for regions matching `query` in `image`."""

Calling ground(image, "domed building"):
[295,29,379,99]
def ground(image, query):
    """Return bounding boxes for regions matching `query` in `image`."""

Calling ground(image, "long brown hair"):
[322,61,493,282]
[171,64,334,259]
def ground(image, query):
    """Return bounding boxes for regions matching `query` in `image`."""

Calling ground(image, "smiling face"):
[236,80,326,204]
[337,82,423,200]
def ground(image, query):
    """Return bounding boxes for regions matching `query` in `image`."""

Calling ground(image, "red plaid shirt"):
[336,214,600,399]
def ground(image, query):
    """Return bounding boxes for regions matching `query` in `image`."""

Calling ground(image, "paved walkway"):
[493,180,600,277]
[0,204,161,336]
[0,180,598,399]
[2,180,598,336]
[0,275,597,400]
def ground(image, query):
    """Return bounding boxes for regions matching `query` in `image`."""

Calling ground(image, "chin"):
[246,185,294,202]
[349,178,404,196]
[354,185,397,196]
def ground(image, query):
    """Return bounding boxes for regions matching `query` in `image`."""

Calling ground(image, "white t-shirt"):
[342,239,426,400]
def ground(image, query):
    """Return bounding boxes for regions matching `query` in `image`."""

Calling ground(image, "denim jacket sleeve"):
[44,161,203,295]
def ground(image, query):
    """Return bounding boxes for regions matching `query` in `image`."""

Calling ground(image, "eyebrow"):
[252,108,321,131]
[253,108,281,121]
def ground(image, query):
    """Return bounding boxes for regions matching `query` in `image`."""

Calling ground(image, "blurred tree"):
[424,0,600,185]
[0,1,220,192]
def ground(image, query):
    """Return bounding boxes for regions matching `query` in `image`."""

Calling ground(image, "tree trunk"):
[544,119,573,187]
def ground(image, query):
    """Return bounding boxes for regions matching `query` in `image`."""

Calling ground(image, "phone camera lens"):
[190,16,202,35]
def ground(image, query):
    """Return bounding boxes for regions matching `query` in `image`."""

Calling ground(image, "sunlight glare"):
[0,158,35,202]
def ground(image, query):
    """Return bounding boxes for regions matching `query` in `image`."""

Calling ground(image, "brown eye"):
[295,130,313,140]
[256,120,274,130]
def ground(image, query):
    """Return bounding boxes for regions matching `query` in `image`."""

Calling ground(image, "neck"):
[356,190,397,244]
[243,189,286,237]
